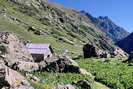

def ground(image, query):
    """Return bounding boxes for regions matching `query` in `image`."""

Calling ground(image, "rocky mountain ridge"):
[81,11,130,42]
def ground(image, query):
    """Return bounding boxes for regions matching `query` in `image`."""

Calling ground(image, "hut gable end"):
[25,43,53,62]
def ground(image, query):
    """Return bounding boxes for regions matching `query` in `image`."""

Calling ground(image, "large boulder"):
[0,32,34,67]
[0,64,33,89]
[83,44,98,58]
[12,61,40,72]
[43,56,80,73]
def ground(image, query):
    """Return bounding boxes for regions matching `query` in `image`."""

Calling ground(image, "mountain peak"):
[80,11,129,42]
[98,16,109,19]
[97,16,112,22]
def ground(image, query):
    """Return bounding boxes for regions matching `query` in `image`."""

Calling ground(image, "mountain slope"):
[81,11,130,42]
[0,0,125,56]
[116,32,133,53]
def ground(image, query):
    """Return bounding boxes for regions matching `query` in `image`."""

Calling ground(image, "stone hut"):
[26,43,54,62]
[83,44,97,58]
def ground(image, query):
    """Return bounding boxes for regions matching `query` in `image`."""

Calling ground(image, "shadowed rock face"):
[95,16,129,42]
[83,44,97,58]
[116,32,133,54]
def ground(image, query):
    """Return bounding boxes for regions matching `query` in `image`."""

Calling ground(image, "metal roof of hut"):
[26,43,51,54]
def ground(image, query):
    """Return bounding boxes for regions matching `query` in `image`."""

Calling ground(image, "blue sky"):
[49,0,133,32]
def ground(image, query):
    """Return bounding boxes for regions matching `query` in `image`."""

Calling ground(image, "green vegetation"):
[29,72,111,89]
[77,58,133,89]
[29,72,94,89]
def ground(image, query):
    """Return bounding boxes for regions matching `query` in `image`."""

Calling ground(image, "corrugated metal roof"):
[26,43,51,54]
[26,43,50,49]
[27,48,48,54]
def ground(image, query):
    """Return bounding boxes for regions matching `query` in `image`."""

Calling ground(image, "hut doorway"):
[31,54,44,62]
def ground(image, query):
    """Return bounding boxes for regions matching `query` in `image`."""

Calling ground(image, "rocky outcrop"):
[0,32,36,89]
[83,43,127,58]
[0,32,34,67]
[0,64,33,89]
[112,47,128,57]
[44,56,80,73]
